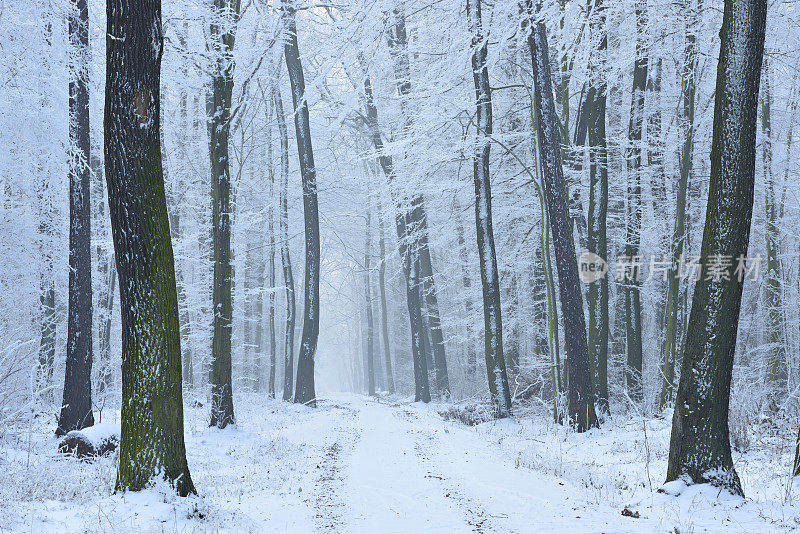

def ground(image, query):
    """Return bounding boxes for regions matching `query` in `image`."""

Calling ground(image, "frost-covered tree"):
[527,0,597,432]
[467,0,512,418]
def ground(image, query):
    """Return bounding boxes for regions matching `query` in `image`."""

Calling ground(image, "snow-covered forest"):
[1,0,799,531]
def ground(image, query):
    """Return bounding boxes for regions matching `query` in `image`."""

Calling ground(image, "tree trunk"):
[274,82,296,402]
[665,0,766,497]
[794,427,800,477]
[659,0,699,410]
[58,0,94,437]
[365,207,376,396]
[361,64,430,402]
[526,0,597,431]
[453,196,479,380]
[105,0,195,495]
[417,214,450,397]
[98,253,116,395]
[585,0,609,415]
[623,0,648,402]
[267,92,278,398]
[283,0,320,407]
[467,0,511,417]
[208,0,239,428]
[385,12,439,402]
[377,201,395,394]
[173,210,193,390]
[761,58,784,408]
[38,261,56,390]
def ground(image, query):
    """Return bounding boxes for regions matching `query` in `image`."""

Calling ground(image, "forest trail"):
[284,394,643,533]
[9,392,786,533]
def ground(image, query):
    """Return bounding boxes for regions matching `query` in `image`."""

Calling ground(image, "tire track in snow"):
[312,401,360,533]
[398,409,516,534]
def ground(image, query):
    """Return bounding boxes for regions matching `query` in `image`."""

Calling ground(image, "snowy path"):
[284,394,642,533]
[6,392,796,533]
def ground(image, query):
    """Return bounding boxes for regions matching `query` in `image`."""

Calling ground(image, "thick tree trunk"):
[58,0,94,437]
[527,0,597,431]
[585,0,609,415]
[665,0,766,497]
[283,0,320,407]
[274,83,296,402]
[105,0,195,495]
[659,0,699,410]
[623,0,648,402]
[377,202,395,394]
[208,0,239,428]
[467,0,511,417]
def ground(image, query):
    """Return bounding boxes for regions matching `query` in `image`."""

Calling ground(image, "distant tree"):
[760,58,784,410]
[360,69,430,402]
[364,205,376,396]
[665,0,767,497]
[659,0,701,410]
[385,10,449,399]
[105,0,195,495]
[376,201,395,394]
[274,82,296,402]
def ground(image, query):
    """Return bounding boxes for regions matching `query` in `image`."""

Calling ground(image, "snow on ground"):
[1,392,799,533]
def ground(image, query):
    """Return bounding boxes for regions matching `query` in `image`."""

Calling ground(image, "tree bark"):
[58,0,94,437]
[526,0,597,431]
[665,0,767,497]
[105,0,195,495]
[283,0,320,407]
[467,0,511,417]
